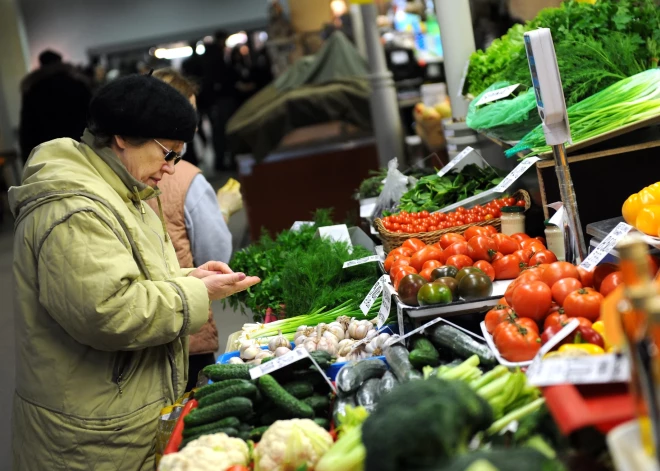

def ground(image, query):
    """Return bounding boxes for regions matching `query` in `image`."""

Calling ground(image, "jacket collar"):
[81,128,159,202]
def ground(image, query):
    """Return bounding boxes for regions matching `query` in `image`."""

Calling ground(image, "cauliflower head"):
[255,419,334,471]
[159,433,250,471]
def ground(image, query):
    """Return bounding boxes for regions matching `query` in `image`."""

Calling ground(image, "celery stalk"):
[487,398,546,436]
[470,365,508,390]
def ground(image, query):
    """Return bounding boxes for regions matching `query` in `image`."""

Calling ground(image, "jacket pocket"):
[112,351,134,394]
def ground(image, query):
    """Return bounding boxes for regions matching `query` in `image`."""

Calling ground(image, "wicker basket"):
[375,189,531,254]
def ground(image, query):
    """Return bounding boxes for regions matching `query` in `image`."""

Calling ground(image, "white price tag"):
[249,347,309,379]
[291,221,314,231]
[316,224,352,246]
[377,282,394,328]
[437,146,475,177]
[548,205,564,227]
[397,302,405,337]
[492,157,541,192]
[527,354,630,387]
[457,59,470,98]
[475,84,520,107]
[343,255,382,269]
[580,222,633,271]
[359,275,388,314]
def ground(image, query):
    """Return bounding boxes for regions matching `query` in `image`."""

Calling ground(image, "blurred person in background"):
[151,68,236,390]
[19,49,92,163]
[230,45,257,108]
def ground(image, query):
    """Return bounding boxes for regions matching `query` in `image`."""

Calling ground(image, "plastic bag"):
[466,82,541,142]
[372,158,409,220]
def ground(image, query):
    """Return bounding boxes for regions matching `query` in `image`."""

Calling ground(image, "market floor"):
[0,172,253,470]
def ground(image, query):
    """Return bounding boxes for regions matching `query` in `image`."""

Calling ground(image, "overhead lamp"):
[154,46,193,60]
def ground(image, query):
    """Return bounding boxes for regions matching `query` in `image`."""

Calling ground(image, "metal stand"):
[551,143,587,264]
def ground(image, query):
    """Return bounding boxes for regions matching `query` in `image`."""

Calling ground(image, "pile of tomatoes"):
[482,259,651,363]
[380,197,525,234]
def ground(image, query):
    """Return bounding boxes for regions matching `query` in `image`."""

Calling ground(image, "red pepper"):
[574,325,605,348]
[540,324,573,346]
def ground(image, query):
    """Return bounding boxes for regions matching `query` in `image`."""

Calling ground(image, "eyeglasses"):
[153,139,183,165]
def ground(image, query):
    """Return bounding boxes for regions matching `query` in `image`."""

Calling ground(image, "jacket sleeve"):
[36,209,210,351]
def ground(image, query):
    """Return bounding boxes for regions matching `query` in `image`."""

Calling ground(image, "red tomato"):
[403,238,426,252]
[512,281,553,322]
[419,267,435,282]
[593,263,618,292]
[577,266,594,288]
[504,279,521,306]
[410,246,443,272]
[493,315,540,342]
[544,311,592,331]
[563,288,604,322]
[517,267,544,284]
[491,251,504,263]
[514,249,534,264]
[384,253,408,273]
[483,225,498,236]
[422,260,443,272]
[520,239,546,253]
[440,241,470,263]
[392,265,418,290]
[485,305,514,334]
[535,236,547,246]
[439,233,467,249]
[529,250,558,266]
[498,297,509,306]
[390,257,411,273]
[446,254,474,270]
[492,233,521,255]
[551,278,583,306]
[542,262,580,288]
[389,246,414,257]
[431,242,444,251]
[467,235,498,262]
[494,321,541,362]
[511,233,531,243]
[599,271,623,297]
[464,226,491,240]
[225,467,251,471]
[473,260,495,281]
[493,254,524,280]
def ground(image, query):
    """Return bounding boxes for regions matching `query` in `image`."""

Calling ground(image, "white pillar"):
[349,4,367,58]
[360,2,404,167]
[434,0,476,120]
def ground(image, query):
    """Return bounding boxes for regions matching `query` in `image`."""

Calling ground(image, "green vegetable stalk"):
[316,406,369,471]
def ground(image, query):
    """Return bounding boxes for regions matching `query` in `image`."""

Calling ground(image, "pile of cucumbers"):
[181,351,333,449]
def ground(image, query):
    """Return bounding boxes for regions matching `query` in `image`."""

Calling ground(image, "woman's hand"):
[188,261,234,279]
[189,261,260,300]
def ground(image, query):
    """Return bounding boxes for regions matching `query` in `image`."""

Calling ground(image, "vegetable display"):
[397,164,504,214]
[159,433,250,471]
[623,181,660,236]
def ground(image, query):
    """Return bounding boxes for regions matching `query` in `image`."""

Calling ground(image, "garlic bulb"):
[316,336,338,355]
[337,315,351,331]
[348,320,373,340]
[324,322,345,341]
[268,330,289,351]
[295,335,308,347]
[246,358,262,365]
[274,346,291,357]
[303,338,318,352]
[322,330,340,344]
[228,357,245,364]
[239,339,258,355]
[337,339,355,357]
[241,345,261,360]
[256,350,273,360]
[365,333,391,356]
[294,325,314,340]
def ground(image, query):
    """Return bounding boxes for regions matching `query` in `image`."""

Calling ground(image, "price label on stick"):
[249,347,309,379]
[579,222,633,271]
[492,157,541,192]
[377,282,393,328]
[475,84,520,107]
[437,146,475,177]
[343,255,382,269]
[397,302,405,338]
[359,275,388,315]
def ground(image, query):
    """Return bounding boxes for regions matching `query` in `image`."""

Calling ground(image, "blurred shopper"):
[203,30,238,171]
[182,41,210,166]
[151,68,234,390]
[19,49,92,163]
[230,45,257,108]
[10,74,259,470]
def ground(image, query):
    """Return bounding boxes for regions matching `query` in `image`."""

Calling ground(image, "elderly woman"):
[9,74,260,470]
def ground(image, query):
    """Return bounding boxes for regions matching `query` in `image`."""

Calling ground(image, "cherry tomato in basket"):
[516,200,526,207]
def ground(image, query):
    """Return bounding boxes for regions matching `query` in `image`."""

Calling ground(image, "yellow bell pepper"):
[622,193,642,225]
[558,344,605,355]
[591,321,609,350]
[636,205,660,236]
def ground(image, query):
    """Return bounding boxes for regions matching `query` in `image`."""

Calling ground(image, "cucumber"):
[258,374,314,418]
[194,379,251,400]
[283,381,315,399]
[378,371,398,396]
[385,345,422,382]
[182,416,241,438]
[238,423,253,433]
[179,427,239,449]
[249,425,270,441]
[184,397,253,427]
[238,431,250,441]
[313,418,330,430]
[302,395,331,414]
[260,407,291,426]
[308,350,332,370]
[202,364,251,382]
[197,382,258,409]
[356,378,381,412]
[428,325,496,366]
[409,337,440,369]
[291,369,324,386]
[332,394,356,425]
[337,359,388,395]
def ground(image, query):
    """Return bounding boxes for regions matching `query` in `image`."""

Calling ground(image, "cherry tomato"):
[599,271,623,297]
[492,233,521,255]
[464,226,491,240]
[544,311,592,331]
[446,254,474,270]
[516,200,526,207]
[511,233,531,243]
[473,260,495,281]
[593,263,618,292]
[392,265,418,290]
[410,246,443,272]
[494,321,541,362]
[529,249,558,266]
[542,262,580,288]
[403,238,426,252]
[422,260,443,272]
[439,233,467,249]
[390,246,414,257]
[514,249,534,264]
[493,254,524,280]
[512,281,553,323]
[485,305,514,334]
[467,235,498,262]
[563,288,604,322]
[440,241,470,263]
[551,277,583,306]
[577,266,594,288]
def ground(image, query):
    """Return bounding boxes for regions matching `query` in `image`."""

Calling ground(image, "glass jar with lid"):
[500,206,525,235]
[544,221,566,261]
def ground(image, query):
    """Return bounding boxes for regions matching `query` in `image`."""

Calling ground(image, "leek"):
[506,69,660,157]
